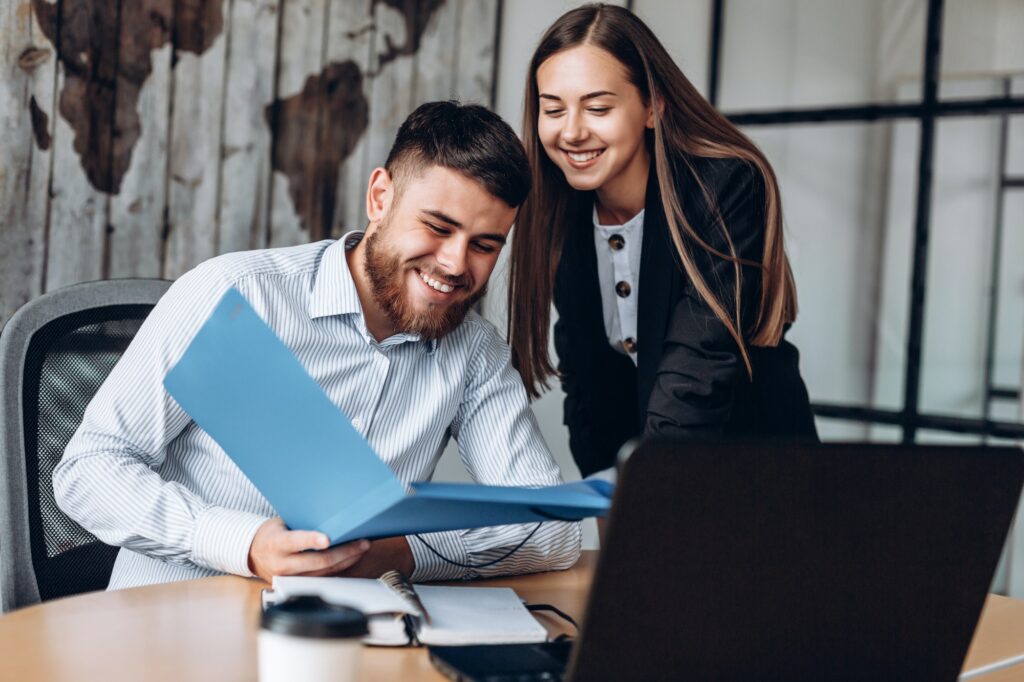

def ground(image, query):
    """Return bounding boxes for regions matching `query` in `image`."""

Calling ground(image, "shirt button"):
[352,417,363,430]
[608,234,625,251]
[615,281,631,298]
[622,337,637,354]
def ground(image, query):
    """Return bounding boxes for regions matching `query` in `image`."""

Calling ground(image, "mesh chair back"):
[0,280,171,611]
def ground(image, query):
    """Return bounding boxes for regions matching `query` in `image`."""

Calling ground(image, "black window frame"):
[700,0,1024,442]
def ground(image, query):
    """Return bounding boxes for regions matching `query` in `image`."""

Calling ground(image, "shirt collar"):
[592,204,645,230]
[309,231,438,354]
[309,232,364,320]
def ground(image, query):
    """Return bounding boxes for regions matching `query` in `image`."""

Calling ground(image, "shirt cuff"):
[192,507,269,577]
[408,531,471,581]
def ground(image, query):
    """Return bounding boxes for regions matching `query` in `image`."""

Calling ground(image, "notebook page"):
[269,576,413,645]
[270,576,413,614]
[415,586,548,645]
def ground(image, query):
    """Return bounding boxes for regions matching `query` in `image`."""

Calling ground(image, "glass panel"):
[719,0,926,111]
[938,76,1010,106]
[742,121,921,424]
[632,0,712,98]
[917,114,1014,419]
[988,188,1024,424]
[915,430,984,444]
[939,0,1024,100]
[814,418,871,441]
[867,424,903,442]
[1010,112,1024,178]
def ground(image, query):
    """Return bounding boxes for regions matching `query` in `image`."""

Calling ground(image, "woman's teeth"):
[567,149,603,162]
[419,270,454,293]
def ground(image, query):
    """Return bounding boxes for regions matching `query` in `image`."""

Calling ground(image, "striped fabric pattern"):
[54,233,581,589]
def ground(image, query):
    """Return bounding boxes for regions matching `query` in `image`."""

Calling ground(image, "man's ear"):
[365,167,393,225]
[645,96,665,129]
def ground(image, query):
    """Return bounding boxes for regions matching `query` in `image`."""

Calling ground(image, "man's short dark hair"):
[385,101,530,208]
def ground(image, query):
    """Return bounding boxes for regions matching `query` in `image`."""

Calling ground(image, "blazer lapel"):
[557,193,607,341]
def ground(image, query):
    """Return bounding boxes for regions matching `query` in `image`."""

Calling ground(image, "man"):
[54,101,581,588]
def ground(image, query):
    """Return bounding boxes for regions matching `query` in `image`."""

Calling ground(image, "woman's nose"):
[561,112,588,144]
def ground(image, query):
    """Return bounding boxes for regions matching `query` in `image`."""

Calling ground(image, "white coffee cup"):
[259,595,368,682]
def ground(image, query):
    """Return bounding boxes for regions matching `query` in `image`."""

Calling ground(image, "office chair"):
[0,279,171,612]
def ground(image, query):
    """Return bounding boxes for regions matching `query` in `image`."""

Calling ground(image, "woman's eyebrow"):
[538,90,618,101]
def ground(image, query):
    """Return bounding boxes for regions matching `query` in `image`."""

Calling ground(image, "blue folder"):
[163,288,610,545]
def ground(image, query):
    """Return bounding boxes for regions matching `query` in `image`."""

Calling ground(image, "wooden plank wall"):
[0,0,501,327]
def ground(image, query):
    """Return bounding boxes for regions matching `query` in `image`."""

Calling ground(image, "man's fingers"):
[301,550,365,577]
[280,539,370,575]
[279,529,330,554]
[319,540,371,571]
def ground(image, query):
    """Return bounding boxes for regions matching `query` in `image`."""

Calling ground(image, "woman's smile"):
[562,147,606,169]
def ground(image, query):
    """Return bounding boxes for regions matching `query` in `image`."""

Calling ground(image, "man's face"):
[363,165,516,340]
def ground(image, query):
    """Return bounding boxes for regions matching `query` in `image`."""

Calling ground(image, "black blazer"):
[553,154,818,477]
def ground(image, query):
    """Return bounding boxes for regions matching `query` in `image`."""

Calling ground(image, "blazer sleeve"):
[644,160,767,439]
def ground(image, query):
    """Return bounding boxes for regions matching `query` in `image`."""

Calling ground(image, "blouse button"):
[622,337,637,354]
[608,234,625,251]
[615,281,631,298]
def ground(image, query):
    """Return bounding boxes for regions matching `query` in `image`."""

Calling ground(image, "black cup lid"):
[261,595,369,639]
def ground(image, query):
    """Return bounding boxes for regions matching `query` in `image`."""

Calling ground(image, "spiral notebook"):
[263,570,548,647]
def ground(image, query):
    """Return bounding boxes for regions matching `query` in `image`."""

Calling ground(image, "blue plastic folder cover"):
[163,288,610,545]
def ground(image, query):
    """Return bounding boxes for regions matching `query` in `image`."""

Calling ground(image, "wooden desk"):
[0,551,1021,681]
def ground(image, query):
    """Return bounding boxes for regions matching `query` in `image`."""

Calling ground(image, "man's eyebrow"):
[422,210,506,245]
[423,209,462,228]
[538,90,617,102]
[478,233,507,245]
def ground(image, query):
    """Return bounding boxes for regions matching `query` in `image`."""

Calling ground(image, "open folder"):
[163,288,611,546]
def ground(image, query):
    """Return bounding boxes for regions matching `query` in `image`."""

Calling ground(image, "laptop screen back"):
[568,441,1024,681]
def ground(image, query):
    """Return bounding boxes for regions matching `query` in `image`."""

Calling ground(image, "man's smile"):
[416,268,457,294]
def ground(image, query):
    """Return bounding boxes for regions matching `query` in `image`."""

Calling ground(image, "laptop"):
[430,440,1024,681]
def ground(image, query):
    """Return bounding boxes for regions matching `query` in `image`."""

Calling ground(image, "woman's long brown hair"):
[508,3,798,399]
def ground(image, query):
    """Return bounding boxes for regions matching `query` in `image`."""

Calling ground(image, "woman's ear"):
[365,167,393,225]
[646,96,665,129]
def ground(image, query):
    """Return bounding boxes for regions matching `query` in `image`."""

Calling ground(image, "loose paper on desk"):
[163,287,611,545]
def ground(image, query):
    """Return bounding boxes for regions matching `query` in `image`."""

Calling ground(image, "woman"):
[508,4,817,478]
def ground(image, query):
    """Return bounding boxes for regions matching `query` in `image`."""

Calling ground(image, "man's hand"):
[247,518,370,583]
[334,536,415,578]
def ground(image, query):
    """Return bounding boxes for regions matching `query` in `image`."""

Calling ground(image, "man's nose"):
[436,239,468,277]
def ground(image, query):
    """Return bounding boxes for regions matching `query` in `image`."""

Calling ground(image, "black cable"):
[526,603,578,632]
[413,522,544,569]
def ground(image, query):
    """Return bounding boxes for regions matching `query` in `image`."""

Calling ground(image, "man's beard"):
[363,220,486,341]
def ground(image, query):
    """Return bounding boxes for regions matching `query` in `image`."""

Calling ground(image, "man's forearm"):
[334,536,415,579]
[409,521,582,581]
[53,434,266,576]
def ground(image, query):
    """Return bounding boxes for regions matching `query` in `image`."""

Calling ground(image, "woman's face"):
[536,45,653,197]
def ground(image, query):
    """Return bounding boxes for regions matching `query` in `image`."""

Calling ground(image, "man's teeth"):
[568,150,603,162]
[419,271,454,293]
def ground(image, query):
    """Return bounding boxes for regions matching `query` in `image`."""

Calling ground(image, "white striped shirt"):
[54,234,581,589]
